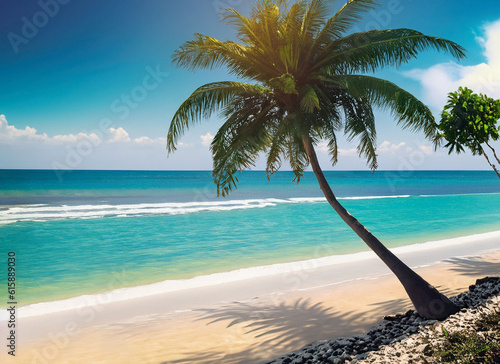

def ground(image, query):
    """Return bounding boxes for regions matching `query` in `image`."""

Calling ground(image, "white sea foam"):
[0,199,278,224]
[0,195,415,224]
[13,230,500,318]
[340,195,411,200]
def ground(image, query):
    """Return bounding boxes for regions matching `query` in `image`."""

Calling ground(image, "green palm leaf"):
[342,95,378,170]
[169,0,466,184]
[317,28,466,73]
[167,82,270,153]
[320,0,379,40]
[328,75,437,139]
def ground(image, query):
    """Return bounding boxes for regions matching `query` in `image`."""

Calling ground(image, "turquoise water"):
[1,170,499,304]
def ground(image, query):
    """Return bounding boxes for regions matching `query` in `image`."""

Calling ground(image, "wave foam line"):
[0,199,282,224]
[0,195,412,224]
[13,230,500,318]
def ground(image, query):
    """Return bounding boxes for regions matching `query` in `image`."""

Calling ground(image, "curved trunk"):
[480,145,500,179]
[302,138,459,320]
[484,141,500,165]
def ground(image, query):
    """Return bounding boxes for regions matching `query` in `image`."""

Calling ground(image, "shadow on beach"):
[163,255,500,364]
[446,256,500,277]
[163,297,408,364]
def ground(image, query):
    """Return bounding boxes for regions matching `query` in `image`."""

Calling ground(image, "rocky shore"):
[267,277,500,364]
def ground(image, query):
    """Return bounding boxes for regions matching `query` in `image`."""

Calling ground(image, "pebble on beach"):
[267,277,500,364]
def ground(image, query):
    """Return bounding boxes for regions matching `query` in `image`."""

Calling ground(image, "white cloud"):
[405,18,500,111]
[133,136,169,146]
[108,127,131,143]
[134,136,154,144]
[378,141,408,153]
[320,140,412,157]
[50,133,100,145]
[0,114,100,145]
[177,141,193,148]
[0,115,171,148]
[419,145,433,155]
[0,114,47,143]
[0,115,213,170]
[317,141,357,155]
[200,132,214,147]
[338,147,357,155]
[317,141,330,153]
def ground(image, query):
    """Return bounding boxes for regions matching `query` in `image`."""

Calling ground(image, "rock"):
[266,277,500,364]
[423,344,433,356]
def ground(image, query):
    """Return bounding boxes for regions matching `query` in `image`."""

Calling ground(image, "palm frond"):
[167,82,269,153]
[265,135,286,179]
[265,114,295,178]
[330,75,438,139]
[172,34,243,72]
[286,132,309,182]
[316,28,466,73]
[342,96,378,170]
[222,8,298,78]
[169,0,468,188]
[211,93,280,196]
[300,0,331,38]
[321,0,379,40]
[317,116,341,166]
[300,85,321,112]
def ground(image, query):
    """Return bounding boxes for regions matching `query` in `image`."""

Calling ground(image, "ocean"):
[1,170,499,307]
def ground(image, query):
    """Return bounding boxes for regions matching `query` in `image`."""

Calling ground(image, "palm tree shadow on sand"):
[198,298,364,348]
[162,295,444,364]
[162,298,366,364]
[446,256,500,277]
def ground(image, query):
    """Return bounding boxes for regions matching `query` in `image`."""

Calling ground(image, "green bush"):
[433,310,500,363]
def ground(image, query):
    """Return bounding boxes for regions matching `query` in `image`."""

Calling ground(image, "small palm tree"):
[167,0,466,319]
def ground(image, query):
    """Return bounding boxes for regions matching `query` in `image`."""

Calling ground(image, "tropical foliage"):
[168,0,466,319]
[168,0,465,196]
[437,87,500,178]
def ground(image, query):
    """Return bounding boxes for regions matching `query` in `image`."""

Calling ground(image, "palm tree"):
[167,0,466,320]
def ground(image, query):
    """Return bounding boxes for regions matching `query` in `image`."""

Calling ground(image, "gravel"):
[266,277,500,364]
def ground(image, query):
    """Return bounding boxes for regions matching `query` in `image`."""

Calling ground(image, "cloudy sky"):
[1,0,499,171]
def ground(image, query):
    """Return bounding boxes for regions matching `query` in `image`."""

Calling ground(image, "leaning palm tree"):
[167,0,466,320]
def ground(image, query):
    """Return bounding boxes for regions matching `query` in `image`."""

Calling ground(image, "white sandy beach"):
[4,231,500,364]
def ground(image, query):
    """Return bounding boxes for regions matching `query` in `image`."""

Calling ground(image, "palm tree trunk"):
[302,137,459,320]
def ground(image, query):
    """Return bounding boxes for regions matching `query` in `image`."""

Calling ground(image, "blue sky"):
[1,0,499,171]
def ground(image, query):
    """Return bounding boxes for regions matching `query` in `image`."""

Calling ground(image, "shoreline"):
[10,250,500,364]
[3,232,500,363]
[6,229,500,319]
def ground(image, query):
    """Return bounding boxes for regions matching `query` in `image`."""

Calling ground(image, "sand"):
[5,232,500,364]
